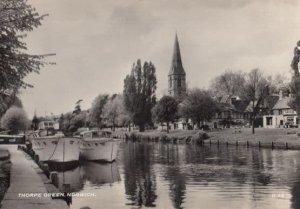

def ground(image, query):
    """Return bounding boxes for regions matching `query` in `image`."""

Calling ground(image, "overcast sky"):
[21,0,300,118]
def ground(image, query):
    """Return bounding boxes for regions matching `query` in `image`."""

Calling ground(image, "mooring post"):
[236,141,238,147]
[272,141,274,149]
[226,141,228,147]
[217,140,219,146]
[210,140,211,146]
[286,142,288,149]
[247,141,249,147]
[259,141,261,148]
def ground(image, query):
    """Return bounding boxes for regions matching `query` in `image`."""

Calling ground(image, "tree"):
[0,106,29,134]
[123,59,157,132]
[242,69,269,134]
[0,0,53,91]
[0,94,23,117]
[152,96,178,132]
[289,41,300,120]
[210,70,246,97]
[266,73,289,95]
[68,112,86,133]
[179,88,218,129]
[102,94,123,131]
[73,99,83,115]
[89,94,109,127]
[31,114,40,130]
[59,112,72,133]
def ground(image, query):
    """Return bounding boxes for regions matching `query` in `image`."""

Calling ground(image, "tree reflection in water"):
[160,144,186,209]
[122,141,157,207]
[120,141,300,209]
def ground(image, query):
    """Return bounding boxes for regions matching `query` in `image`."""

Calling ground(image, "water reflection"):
[122,141,157,207]
[80,162,120,185]
[50,166,83,192]
[50,142,300,209]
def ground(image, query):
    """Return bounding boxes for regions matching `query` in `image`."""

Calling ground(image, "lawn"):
[114,127,300,149]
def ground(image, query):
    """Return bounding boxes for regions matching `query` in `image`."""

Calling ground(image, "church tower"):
[168,34,186,101]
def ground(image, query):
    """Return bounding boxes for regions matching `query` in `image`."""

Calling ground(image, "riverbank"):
[115,127,300,150]
[0,149,10,205]
[0,145,68,209]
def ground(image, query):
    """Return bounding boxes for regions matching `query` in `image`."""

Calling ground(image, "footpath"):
[0,145,68,209]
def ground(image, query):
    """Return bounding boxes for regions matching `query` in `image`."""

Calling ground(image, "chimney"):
[279,89,283,100]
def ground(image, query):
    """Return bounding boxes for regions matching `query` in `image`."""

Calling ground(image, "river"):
[51,141,300,209]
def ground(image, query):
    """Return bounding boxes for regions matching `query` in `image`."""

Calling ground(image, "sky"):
[21,0,300,118]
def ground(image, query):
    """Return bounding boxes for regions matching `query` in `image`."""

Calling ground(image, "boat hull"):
[31,137,80,162]
[79,139,120,162]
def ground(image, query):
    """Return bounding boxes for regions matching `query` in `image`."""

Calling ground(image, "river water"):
[52,141,300,209]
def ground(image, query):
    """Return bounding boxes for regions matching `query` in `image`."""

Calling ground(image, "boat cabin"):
[80,130,112,140]
[38,121,59,130]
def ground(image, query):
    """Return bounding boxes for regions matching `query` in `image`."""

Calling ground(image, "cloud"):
[21,0,300,117]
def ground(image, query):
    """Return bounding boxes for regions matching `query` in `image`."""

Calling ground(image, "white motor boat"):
[29,121,80,163]
[77,130,120,162]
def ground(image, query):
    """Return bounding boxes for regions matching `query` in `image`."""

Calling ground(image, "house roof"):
[232,100,249,112]
[219,95,231,103]
[272,97,292,110]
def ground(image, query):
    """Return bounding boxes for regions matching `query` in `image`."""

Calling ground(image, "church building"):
[168,34,186,102]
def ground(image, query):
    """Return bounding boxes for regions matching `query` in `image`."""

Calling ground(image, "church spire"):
[168,33,187,101]
[169,33,185,75]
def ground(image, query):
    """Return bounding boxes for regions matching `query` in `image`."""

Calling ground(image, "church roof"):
[169,34,186,76]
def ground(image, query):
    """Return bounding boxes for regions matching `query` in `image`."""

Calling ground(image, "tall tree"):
[0,0,53,91]
[152,96,178,132]
[89,94,109,128]
[289,41,300,121]
[242,69,269,134]
[179,88,218,129]
[73,99,83,115]
[123,60,157,132]
[210,70,246,97]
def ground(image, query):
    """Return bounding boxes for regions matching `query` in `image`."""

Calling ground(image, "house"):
[263,88,297,128]
[211,95,249,128]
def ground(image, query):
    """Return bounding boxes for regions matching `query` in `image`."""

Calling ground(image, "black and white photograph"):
[1,0,300,208]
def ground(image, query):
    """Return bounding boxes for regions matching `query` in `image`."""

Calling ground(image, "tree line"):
[0,0,293,135]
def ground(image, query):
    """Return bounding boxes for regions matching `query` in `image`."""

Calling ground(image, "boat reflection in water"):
[49,161,121,193]
[50,166,83,193]
[80,162,121,185]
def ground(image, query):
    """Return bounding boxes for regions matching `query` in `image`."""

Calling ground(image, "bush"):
[191,131,210,143]
[0,106,29,134]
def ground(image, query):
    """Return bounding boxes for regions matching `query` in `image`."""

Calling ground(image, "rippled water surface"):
[54,142,300,209]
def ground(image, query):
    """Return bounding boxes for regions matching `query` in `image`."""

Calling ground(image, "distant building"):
[168,34,186,102]
[211,95,249,128]
[263,88,298,128]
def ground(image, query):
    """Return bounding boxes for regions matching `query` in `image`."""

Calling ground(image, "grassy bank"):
[210,128,300,149]
[114,127,300,150]
[114,129,200,142]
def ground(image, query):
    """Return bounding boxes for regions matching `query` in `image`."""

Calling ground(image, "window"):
[170,79,172,88]
[266,117,272,125]
[178,79,181,87]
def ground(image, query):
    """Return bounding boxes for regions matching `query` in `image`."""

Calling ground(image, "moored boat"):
[77,130,120,162]
[29,121,80,163]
